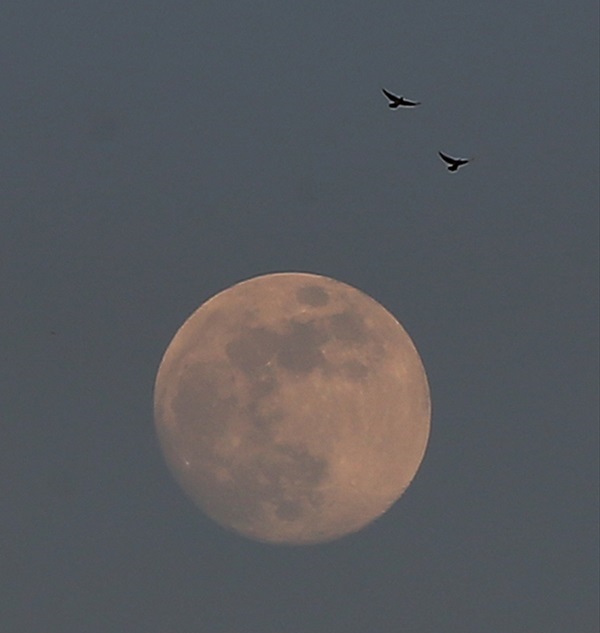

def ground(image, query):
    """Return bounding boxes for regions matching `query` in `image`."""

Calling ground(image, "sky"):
[1,1,598,631]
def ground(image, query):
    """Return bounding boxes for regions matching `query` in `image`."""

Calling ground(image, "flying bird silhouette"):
[438,151,470,172]
[381,88,421,108]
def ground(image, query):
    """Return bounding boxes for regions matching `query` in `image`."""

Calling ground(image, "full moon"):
[154,272,430,545]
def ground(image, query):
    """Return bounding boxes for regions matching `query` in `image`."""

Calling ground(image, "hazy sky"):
[2,1,598,631]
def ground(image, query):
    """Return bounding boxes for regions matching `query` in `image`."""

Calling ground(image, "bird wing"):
[438,151,457,165]
[398,97,420,106]
[382,88,399,101]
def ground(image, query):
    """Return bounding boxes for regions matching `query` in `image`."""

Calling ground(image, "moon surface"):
[154,273,430,545]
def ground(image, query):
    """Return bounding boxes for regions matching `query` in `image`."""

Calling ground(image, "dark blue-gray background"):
[2,1,598,631]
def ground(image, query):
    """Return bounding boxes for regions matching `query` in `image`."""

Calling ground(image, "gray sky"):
[2,1,598,631]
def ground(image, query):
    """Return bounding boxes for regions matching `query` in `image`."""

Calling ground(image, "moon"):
[154,272,430,545]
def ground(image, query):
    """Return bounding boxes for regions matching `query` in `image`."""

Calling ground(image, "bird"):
[438,151,470,172]
[381,88,421,108]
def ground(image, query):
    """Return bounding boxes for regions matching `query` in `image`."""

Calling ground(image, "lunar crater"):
[327,309,369,342]
[277,320,328,373]
[296,284,330,307]
[225,326,280,373]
